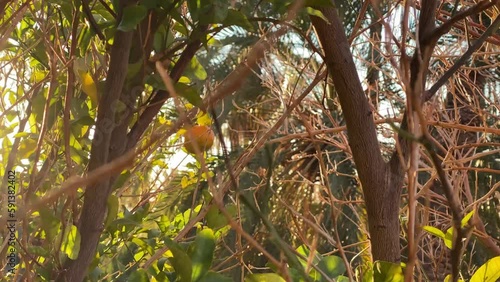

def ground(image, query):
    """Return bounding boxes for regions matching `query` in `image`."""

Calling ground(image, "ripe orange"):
[183,125,214,154]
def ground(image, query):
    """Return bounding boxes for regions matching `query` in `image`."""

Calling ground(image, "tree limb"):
[57,2,135,279]
[126,25,208,149]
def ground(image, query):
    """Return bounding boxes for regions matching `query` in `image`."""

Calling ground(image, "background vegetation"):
[0,0,499,281]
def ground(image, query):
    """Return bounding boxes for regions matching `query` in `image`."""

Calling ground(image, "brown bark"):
[310,6,405,263]
[56,7,206,280]
[0,0,11,18]
[56,26,135,282]
[310,0,441,264]
[311,0,497,271]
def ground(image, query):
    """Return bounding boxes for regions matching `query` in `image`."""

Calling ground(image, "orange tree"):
[1,0,500,281]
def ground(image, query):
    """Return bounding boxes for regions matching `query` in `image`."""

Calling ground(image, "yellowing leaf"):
[444,274,464,282]
[179,76,191,83]
[196,111,212,126]
[181,176,189,189]
[470,256,500,282]
[461,210,475,228]
[158,116,168,125]
[177,128,187,135]
[79,71,98,104]
[60,225,81,260]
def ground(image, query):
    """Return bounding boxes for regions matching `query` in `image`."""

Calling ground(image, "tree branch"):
[126,25,208,149]
[426,15,500,100]
[312,3,406,263]
[432,0,497,40]
[82,0,105,41]
[310,6,385,186]
[57,1,136,279]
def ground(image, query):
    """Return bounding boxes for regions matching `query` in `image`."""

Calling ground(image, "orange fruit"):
[183,125,214,154]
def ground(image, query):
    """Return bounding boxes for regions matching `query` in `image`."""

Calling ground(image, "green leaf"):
[198,271,233,282]
[112,171,132,190]
[191,228,216,282]
[188,56,207,81]
[118,5,148,31]
[422,226,446,239]
[444,228,453,249]
[164,238,192,282]
[295,244,320,272]
[61,225,81,260]
[206,205,228,230]
[305,7,330,24]
[175,83,202,107]
[187,0,202,22]
[13,132,30,138]
[317,255,346,280]
[39,207,61,242]
[104,195,119,227]
[198,0,228,25]
[146,73,166,90]
[127,59,143,79]
[223,9,254,31]
[129,268,150,281]
[131,237,154,256]
[470,256,500,282]
[373,261,404,282]
[153,25,168,53]
[245,273,286,282]
[140,0,158,9]
[461,210,474,228]
[305,0,335,7]
[77,26,92,57]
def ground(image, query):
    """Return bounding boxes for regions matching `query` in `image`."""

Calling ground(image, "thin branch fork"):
[431,0,498,40]
[427,14,500,99]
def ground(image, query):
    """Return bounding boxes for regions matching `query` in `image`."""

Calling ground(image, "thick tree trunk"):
[56,10,205,280]
[310,7,406,263]
[56,27,135,282]
[311,0,494,273]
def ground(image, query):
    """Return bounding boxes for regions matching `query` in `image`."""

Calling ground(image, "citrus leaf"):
[444,228,453,249]
[129,268,149,281]
[470,256,500,282]
[164,238,192,282]
[118,5,147,31]
[223,9,254,31]
[191,228,216,282]
[422,226,446,240]
[373,261,404,282]
[198,271,232,282]
[104,194,119,227]
[317,255,346,280]
[61,225,81,260]
[306,7,330,24]
[461,210,475,228]
[188,56,207,81]
[245,273,286,282]
[175,83,202,107]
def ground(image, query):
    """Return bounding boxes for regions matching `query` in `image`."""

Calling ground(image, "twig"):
[427,15,500,100]
[82,0,105,41]
[432,0,497,40]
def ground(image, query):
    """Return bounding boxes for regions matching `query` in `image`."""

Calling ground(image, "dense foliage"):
[0,0,499,281]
